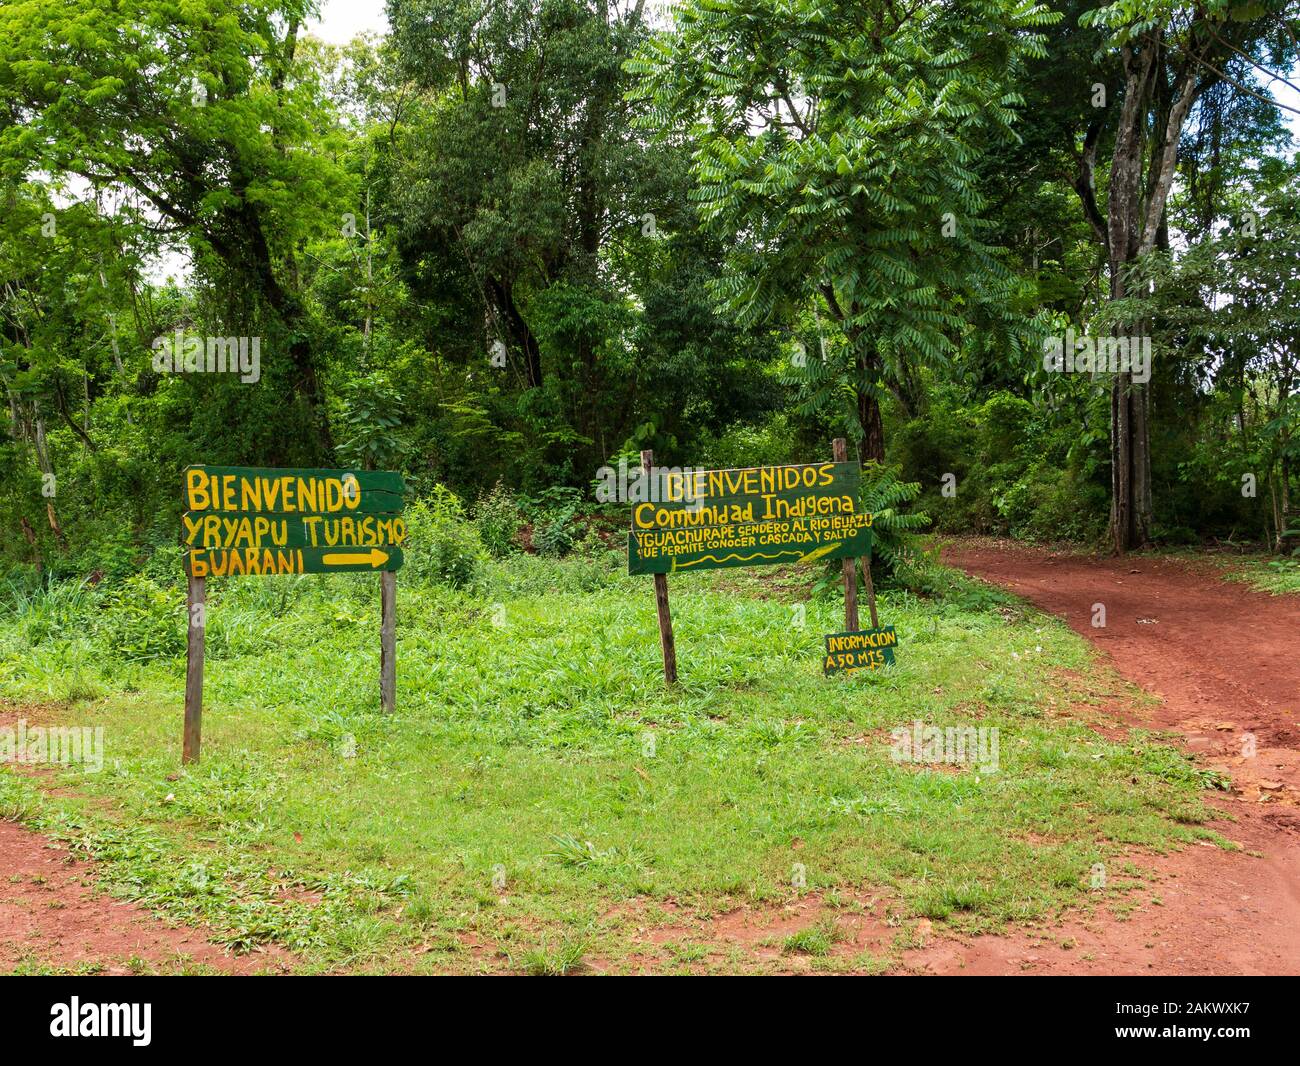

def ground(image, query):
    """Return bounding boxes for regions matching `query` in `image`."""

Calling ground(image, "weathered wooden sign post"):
[641,448,679,683]
[826,437,895,675]
[832,438,861,631]
[180,465,407,763]
[628,440,876,681]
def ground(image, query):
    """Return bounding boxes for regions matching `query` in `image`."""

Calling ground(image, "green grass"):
[1131,544,1300,596]
[782,918,844,957]
[1221,556,1300,595]
[0,552,1224,973]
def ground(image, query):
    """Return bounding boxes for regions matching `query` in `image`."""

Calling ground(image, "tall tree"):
[0,0,348,458]
[387,0,653,392]
[628,0,1053,463]
[1062,0,1297,549]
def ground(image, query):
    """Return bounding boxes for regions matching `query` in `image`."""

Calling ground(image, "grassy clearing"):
[0,553,1225,973]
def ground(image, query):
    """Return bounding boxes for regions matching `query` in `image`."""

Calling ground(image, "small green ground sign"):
[823,626,898,675]
[627,461,872,575]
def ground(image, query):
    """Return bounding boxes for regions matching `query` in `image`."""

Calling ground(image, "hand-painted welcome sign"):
[182,466,406,576]
[627,461,872,575]
[179,465,407,762]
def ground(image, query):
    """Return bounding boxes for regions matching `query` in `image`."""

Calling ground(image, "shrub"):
[402,487,485,589]
[523,487,582,558]
[993,463,1107,543]
[810,466,933,598]
[93,574,186,662]
[474,482,523,558]
[697,413,799,469]
[574,525,619,567]
[533,517,575,558]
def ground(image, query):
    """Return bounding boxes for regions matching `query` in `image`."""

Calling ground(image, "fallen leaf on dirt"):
[1259,781,1284,791]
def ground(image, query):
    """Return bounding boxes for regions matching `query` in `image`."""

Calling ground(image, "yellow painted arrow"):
[798,540,842,565]
[322,548,389,568]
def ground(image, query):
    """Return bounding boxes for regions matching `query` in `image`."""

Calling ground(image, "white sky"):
[308,1,391,44]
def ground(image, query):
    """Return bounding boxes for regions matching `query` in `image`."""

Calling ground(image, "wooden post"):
[832,438,859,631]
[380,570,396,712]
[641,448,678,684]
[183,573,205,764]
[860,556,880,630]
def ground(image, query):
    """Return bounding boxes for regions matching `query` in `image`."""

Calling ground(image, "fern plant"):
[859,465,930,576]
[812,465,932,597]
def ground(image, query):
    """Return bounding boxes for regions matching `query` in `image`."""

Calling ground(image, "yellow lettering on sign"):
[186,469,211,511]
[826,630,897,653]
[190,549,304,576]
[189,471,379,513]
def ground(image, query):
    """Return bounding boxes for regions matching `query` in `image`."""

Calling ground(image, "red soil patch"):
[0,703,291,974]
[0,818,287,974]
[931,538,1300,975]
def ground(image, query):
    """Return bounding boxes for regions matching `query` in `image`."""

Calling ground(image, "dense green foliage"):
[2,0,1298,582]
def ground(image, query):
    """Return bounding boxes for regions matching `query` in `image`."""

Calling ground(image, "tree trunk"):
[1099,40,1199,553]
[486,277,543,388]
[1109,359,1152,551]
[857,389,885,465]
[855,346,885,464]
[1104,44,1158,553]
[208,200,334,459]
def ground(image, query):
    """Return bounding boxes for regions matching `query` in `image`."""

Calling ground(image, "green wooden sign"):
[181,466,407,765]
[627,461,872,575]
[186,545,404,577]
[181,465,406,575]
[183,465,405,514]
[823,627,898,675]
[182,511,407,550]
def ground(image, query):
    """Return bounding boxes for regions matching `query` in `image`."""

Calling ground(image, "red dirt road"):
[930,539,1300,975]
